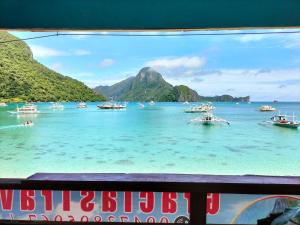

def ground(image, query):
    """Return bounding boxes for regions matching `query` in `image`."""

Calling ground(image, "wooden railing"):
[0,173,300,225]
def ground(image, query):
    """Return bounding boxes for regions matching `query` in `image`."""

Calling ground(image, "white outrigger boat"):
[259,105,276,112]
[149,101,155,106]
[138,102,145,109]
[269,113,299,129]
[50,102,64,109]
[77,102,88,108]
[9,103,39,114]
[97,102,126,110]
[0,102,8,107]
[190,113,230,126]
[185,103,215,113]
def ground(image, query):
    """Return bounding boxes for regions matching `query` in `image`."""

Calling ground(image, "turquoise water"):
[0,102,299,178]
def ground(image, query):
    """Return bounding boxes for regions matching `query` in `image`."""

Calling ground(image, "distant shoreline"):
[1,101,300,104]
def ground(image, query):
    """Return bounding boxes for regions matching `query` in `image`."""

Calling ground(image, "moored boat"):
[50,102,64,109]
[22,120,34,127]
[270,114,299,129]
[138,102,145,109]
[149,101,155,106]
[190,113,230,126]
[185,103,215,113]
[77,102,88,108]
[97,102,126,110]
[259,105,276,112]
[9,103,39,114]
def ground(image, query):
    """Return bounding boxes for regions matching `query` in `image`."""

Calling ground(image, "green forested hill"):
[0,32,105,102]
[94,67,250,102]
[95,67,176,101]
[120,67,175,101]
[199,94,250,102]
[95,68,199,102]
[172,85,200,102]
[94,76,136,101]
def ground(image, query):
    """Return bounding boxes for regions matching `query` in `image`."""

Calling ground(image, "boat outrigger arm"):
[190,116,230,126]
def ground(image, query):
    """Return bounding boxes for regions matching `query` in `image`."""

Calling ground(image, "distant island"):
[94,67,250,102]
[0,32,105,102]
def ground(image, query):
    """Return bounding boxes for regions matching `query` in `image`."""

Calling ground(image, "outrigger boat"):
[270,113,299,129]
[138,102,145,109]
[190,113,230,126]
[22,120,34,127]
[97,102,126,110]
[259,105,276,112]
[149,101,155,106]
[77,102,88,108]
[185,103,215,113]
[50,102,64,109]
[0,102,8,107]
[9,103,39,114]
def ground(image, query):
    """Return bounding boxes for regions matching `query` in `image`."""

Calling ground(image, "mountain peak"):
[140,67,153,72]
[136,67,163,82]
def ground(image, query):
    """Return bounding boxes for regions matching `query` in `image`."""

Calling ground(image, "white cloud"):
[67,31,96,40]
[163,68,300,101]
[236,34,267,43]
[232,29,300,48]
[29,44,67,58]
[76,72,95,78]
[100,58,115,67]
[50,62,63,70]
[84,78,122,88]
[29,44,92,58]
[274,30,300,49]
[282,34,300,48]
[143,56,206,82]
[233,29,287,43]
[74,49,91,56]
[146,56,205,70]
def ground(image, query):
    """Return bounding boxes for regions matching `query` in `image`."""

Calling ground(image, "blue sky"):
[10,29,300,101]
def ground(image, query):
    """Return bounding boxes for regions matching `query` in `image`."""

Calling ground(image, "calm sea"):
[0,102,299,178]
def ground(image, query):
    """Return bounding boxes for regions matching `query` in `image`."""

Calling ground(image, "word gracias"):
[0,190,220,215]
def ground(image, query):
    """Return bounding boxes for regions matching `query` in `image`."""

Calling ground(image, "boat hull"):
[185,111,200,113]
[185,110,208,113]
[97,106,126,110]
[20,112,39,114]
[202,121,214,125]
[273,123,299,129]
[9,111,39,115]
[260,109,276,112]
